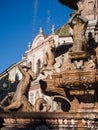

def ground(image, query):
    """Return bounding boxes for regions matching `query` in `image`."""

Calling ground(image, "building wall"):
[0,59,26,101]
[26,32,72,75]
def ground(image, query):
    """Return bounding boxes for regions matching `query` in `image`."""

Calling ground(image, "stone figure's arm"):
[68,11,81,25]
[3,101,23,112]
[28,69,37,80]
[18,65,27,77]
[0,94,13,105]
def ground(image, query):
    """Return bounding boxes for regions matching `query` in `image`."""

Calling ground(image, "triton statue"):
[40,37,56,78]
[42,37,55,68]
[68,11,88,52]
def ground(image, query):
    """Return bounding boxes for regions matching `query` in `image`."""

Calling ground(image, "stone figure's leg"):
[3,101,22,112]
[0,92,14,106]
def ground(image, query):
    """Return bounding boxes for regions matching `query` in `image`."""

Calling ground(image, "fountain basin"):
[0,112,98,130]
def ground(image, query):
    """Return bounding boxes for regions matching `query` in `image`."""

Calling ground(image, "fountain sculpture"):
[0,0,98,129]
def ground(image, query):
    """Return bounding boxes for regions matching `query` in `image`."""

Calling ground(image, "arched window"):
[36,59,41,75]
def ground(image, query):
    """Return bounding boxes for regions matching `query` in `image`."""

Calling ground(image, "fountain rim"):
[0,112,98,120]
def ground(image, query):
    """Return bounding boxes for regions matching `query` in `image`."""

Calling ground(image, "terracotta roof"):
[58,0,79,10]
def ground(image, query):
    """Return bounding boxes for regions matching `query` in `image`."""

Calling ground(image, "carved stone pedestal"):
[68,51,87,60]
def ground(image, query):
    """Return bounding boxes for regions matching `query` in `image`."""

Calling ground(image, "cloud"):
[32,0,38,38]
[45,9,51,34]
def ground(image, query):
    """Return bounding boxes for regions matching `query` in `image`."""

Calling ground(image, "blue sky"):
[0,0,72,73]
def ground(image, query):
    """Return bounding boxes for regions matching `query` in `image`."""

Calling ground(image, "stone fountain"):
[0,0,98,130]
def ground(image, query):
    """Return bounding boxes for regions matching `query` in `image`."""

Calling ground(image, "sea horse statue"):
[0,62,37,112]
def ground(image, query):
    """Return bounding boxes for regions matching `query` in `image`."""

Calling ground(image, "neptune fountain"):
[0,0,98,129]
